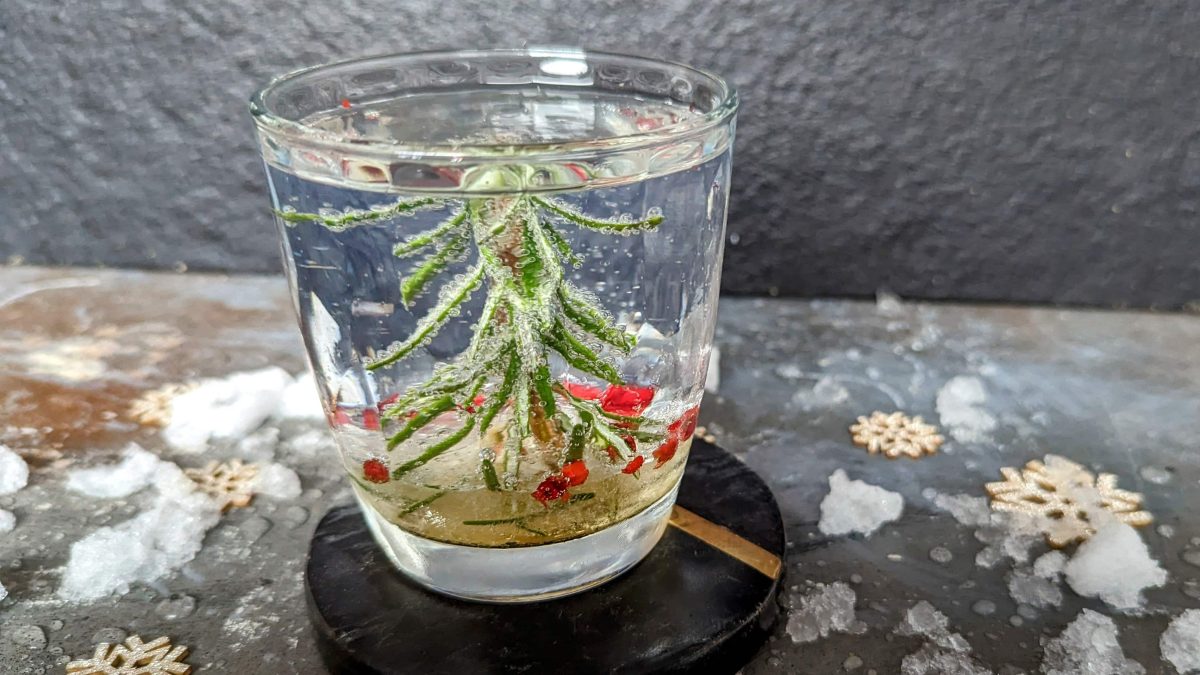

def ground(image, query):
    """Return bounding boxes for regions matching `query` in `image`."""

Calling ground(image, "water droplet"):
[283,505,310,528]
[1181,579,1200,600]
[6,625,46,650]
[849,574,863,584]
[1008,615,1024,627]
[240,516,273,544]
[929,546,953,564]
[971,600,996,616]
[1016,604,1037,620]
[1139,466,1172,484]
[1157,524,1176,539]
[843,654,864,670]
[155,594,197,620]
[1182,549,1200,568]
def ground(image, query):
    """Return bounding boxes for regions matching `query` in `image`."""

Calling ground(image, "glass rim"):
[248,47,739,162]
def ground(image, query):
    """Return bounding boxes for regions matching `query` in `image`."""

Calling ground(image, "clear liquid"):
[266,86,730,548]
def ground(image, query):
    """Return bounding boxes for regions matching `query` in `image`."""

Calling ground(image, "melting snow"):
[275,371,325,422]
[163,367,293,452]
[1063,522,1166,610]
[792,376,850,410]
[66,444,162,498]
[0,445,29,495]
[785,582,866,643]
[935,376,997,443]
[1160,610,1200,674]
[925,489,1040,568]
[254,463,302,500]
[818,469,903,537]
[1040,610,1144,675]
[0,509,14,534]
[895,601,991,675]
[57,461,221,602]
[1006,567,1063,609]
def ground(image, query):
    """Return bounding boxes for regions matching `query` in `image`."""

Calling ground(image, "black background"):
[3,0,1198,307]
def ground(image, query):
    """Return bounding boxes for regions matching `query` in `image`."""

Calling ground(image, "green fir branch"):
[392,416,477,479]
[392,209,467,257]
[400,229,471,307]
[557,284,636,353]
[366,264,485,370]
[531,196,663,233]
[276,197,442,231]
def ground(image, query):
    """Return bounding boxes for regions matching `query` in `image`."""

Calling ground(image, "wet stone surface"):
[1,267,1198,673]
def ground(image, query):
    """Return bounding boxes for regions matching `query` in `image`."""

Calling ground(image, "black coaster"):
[305,437,785,675]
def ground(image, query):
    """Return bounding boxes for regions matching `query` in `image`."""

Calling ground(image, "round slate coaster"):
[305,437,785,674]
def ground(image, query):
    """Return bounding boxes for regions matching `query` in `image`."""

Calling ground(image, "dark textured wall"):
[3,1,1199,307]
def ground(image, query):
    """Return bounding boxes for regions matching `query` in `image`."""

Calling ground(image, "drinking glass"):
[250,48,737,601]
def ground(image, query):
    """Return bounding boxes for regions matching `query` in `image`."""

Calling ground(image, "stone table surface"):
[0,265,1197,674]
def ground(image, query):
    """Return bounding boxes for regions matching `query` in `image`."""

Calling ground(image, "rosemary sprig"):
[276,197,441,230]
[289,190,668,493]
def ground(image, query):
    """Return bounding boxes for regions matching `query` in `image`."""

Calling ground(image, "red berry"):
[599,384,655,416]
[604,434,636,462]
[377,392,401,412]
[561,460,589,487]
[341,98,352,109]
[652,435,679,468]
[362,459,389,483]
[667,406,700,440]
[564,382,603,400]
[622,456,645,475]
[531,474,571,506]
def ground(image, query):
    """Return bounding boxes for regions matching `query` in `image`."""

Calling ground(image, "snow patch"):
[274,371,325,422]
[1006,567,1062,609]
[925,489,1040,568]
[0,509,14,534]
[163,367,293,452]
[1160,610,1200,674]
[935,376,997,443]
[785,581,866,643]
[0,445,29,495]
[818,469,903,537]
[253,463,302,500]
[66,444,163,498]
[895,601,991,675]
[792,376,850,410]
[57,462,221,602]
[1040,610,1144,675]
[1063,522,1167,610]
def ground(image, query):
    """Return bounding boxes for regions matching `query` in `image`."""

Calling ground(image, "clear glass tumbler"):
[250,48,737,601]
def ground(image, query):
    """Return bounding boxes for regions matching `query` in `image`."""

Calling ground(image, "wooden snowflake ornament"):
[67,635,191,674]
[185,459,258,511]
[849,411,944,459]
[986,454,1152,547]
[127,383,195,426]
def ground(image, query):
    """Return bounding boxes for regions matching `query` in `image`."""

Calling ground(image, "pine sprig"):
[292,192,669,491]
[367,265,484,370]
[531,196,663,233]
[393,209,467,257]
[276,197,442,231]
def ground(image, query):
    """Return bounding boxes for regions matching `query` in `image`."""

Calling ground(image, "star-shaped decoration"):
[184,459,259,511]
[67,635,191,674]
[849,411,944,459]
[986,454,1152,547]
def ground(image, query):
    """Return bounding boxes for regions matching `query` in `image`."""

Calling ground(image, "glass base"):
[355,481,680,603]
